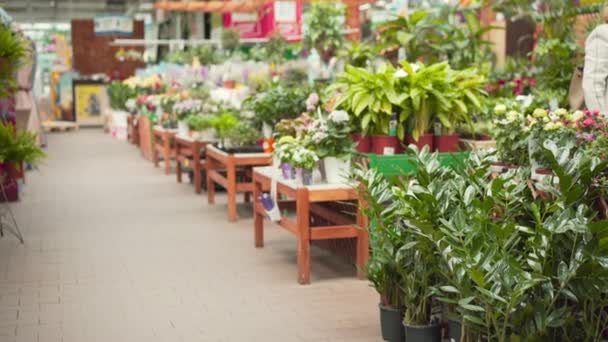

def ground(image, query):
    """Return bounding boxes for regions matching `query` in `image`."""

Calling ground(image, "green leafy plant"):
[0,25,28,98]
[225,122,262,147]
[330,64,403,137]
[338,42,377,68]
[243,83,309,129]
[186,115,214,131]
[308,110,355,159]
[0,122,45,169]
[107,81,136,111]
[211,111,240,139]
[221,28,241,52]
[303,2,345,62]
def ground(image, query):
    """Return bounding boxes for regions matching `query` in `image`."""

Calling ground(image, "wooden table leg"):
[356,200,369,279]
[176,145,182,183]
[193,142,202,194]
[206,156,215,205]
[227,156,237,222]
[163,133,171,175]
[152,136,159,168]
[296,188,311,284]
[254,178,264,248]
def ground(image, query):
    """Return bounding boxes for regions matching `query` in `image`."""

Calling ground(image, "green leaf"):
[440,285,460,294]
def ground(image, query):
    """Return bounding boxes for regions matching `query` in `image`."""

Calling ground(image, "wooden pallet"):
[42,121,79,133]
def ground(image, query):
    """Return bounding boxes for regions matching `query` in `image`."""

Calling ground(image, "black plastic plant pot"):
[379,304,405,342]
[403,322,442,342]
[448,319,462,342]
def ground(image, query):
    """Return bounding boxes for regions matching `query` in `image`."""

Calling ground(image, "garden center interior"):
[1,0,608,341]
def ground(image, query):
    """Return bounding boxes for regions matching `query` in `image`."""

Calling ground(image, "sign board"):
[223,0,263,38]
[94,15,133,36]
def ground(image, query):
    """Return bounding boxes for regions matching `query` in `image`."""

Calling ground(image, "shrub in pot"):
[186,115,215,141]
[303,2,345,64]
[224,122,262,148]
[211,111,239,149]
[351,165,405,342]
[243,83,310,131]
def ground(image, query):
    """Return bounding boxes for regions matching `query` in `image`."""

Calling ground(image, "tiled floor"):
[0,130,379,342]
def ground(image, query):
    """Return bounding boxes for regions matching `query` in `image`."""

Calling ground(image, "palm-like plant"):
[0,25,28,98]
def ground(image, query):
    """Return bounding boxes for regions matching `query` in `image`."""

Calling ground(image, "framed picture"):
[72,79,107,126]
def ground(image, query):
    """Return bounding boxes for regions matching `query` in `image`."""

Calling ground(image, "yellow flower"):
[533,108,548,118]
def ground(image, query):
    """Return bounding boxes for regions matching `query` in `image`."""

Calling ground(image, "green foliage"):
[243,83,309,128]
[377,10,441,63]
[107,81,136,111]
[186,115,214,131]
[190,45,222,65]
[330,63,401,136]
[303,3,345,58]
[0,122,45,167]
[211,112,239,139]
[225,122,262,147]
[221,28,241,52]
[338,42,377,68]
[0,25,28,98]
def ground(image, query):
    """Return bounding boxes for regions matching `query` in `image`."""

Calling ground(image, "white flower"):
[516,95,534,109]
[505,110,520,124]
[494,104,507,115]
[125,99,137,111]
[394,69,407,78]
[571,110,584,122]
[328,110,349,123]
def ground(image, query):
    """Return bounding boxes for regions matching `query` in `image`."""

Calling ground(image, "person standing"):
[583,7,608,114]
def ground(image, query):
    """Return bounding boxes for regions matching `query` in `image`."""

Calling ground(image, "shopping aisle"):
[0,130,378,342]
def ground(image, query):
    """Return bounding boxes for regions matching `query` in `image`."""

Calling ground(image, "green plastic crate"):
[362,151,471,177]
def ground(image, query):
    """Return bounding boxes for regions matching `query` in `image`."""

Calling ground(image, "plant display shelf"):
[361,151,471,177]
[206,145,272,222]
[42,120,79,133]
[252,166,369,285]
[152,126,178,175]
[175,135,213,194]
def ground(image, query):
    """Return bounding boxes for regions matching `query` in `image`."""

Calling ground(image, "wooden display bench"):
[206,145,272,222]
[252,166,368,285]
[152,126,177,175]
[175,135,213,194]
[127,114,139,146]
[42,120,79,133]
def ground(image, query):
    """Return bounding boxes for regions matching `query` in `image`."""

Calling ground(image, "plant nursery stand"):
[127,114,139,146]
[152,126,177,175]
[252,166,369,285]
[174,135,212,194]
[138,116,154,161]
[206,145,272,222]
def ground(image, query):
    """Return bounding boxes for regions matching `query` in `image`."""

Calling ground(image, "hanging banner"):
[94,15,133,36]
[223,0,263,38]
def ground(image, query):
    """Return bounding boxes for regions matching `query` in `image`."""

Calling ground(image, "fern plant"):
[0,25,28,98]
[0,122,45,170]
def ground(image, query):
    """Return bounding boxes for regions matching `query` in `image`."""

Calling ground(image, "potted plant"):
[243,83,310,133]
[434,68,487,152]
[211,111,240,150]
[0,25,28,98]
[224,122,262,149]
[351,166,406,342]
[0,122,45,201]
[303,2,344,64]
[396,61,453,151]
[274,136,299,180]
[173,99,203,136]
[311,110,356,184]
[329,64,404,155]
[491,104,529,172]
[291,144,318,186]
[186,114,215,141]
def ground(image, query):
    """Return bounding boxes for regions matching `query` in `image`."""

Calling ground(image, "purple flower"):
[578,133,596,142]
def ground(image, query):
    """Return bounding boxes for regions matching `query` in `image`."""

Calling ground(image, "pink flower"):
[593,109,601,116]
[583,118,595,128]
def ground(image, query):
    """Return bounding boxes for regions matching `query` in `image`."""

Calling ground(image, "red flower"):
[527,78,537,87]
[497,79,506,86]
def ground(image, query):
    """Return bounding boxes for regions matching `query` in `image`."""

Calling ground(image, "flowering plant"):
[273,136,300,164]
[291,144,319,171]
[173,99,203,121]
[573,110,608,160]
[274,114,314,139]
[492,103,530,166]
[309,110,355,159]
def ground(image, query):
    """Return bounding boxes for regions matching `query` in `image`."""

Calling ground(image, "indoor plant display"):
[311,110,355,184]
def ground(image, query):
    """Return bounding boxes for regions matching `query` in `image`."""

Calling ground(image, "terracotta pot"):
[223,80,236,89]
[372,135,401,155]
[406,134,434,151]
[434,134,460,153]
[352,134,371,153]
